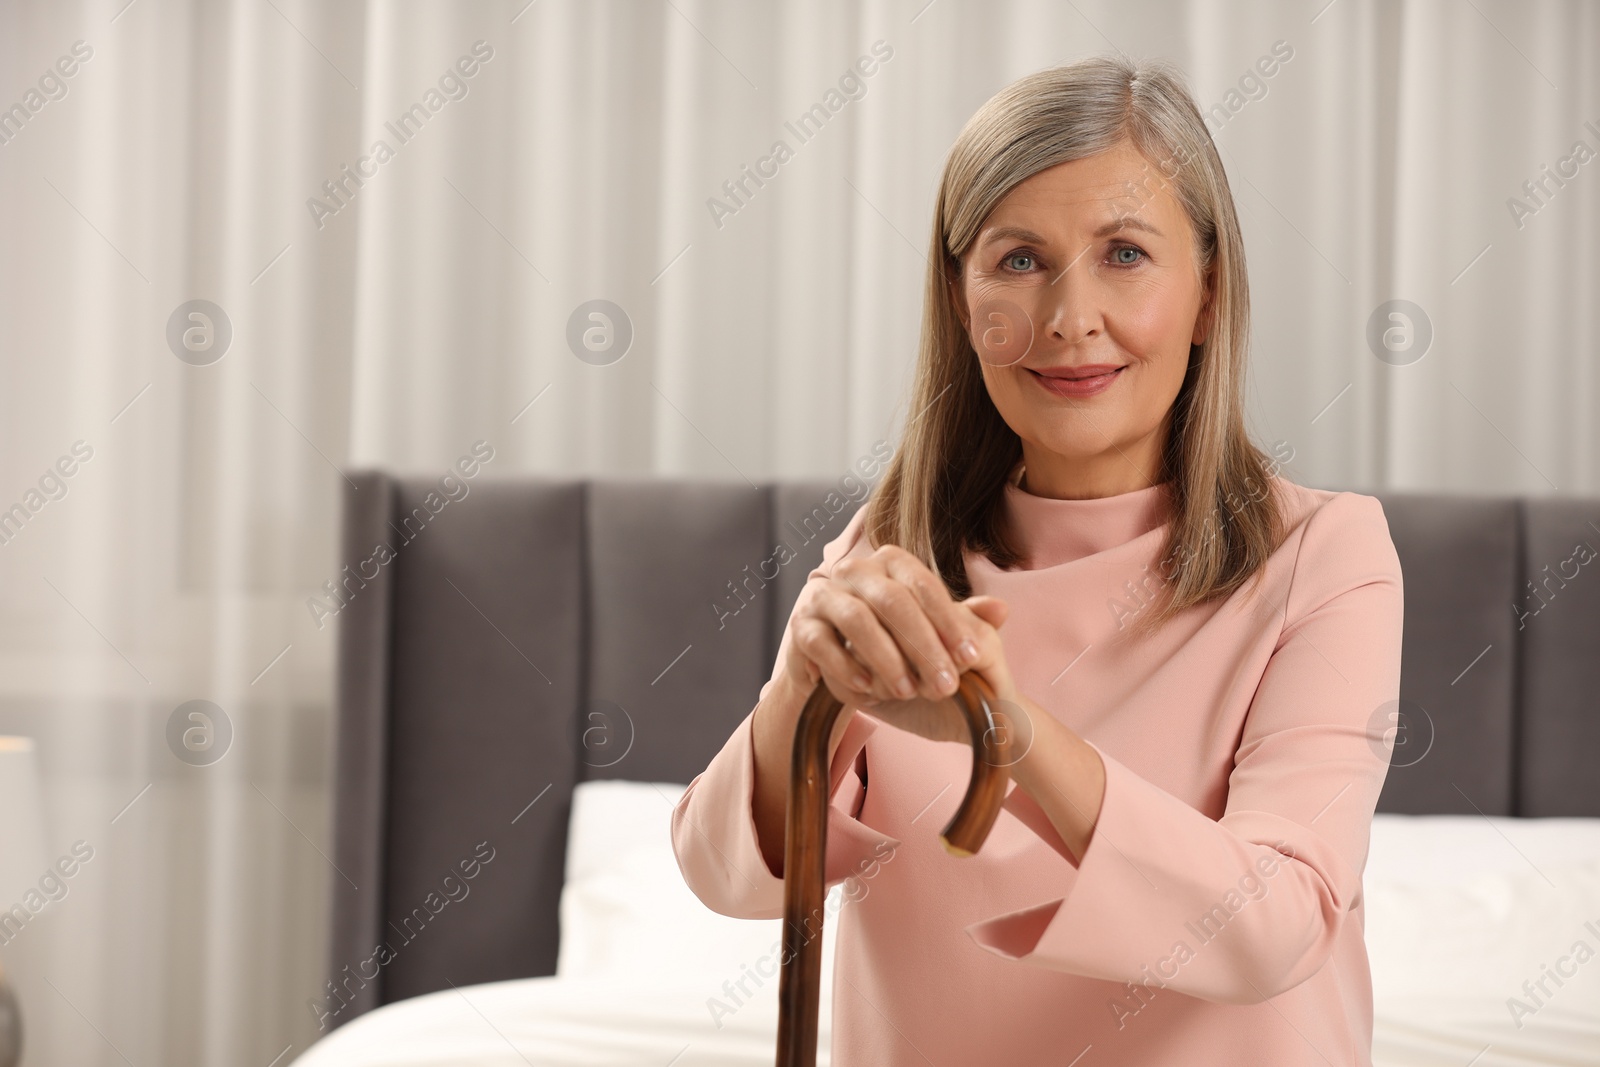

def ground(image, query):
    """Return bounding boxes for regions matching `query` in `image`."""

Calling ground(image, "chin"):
[1035,403,1130,436]
[1026,404,1169,457]
[1030,430,1125,461]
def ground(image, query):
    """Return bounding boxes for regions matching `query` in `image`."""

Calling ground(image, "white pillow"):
[556,780,841,991]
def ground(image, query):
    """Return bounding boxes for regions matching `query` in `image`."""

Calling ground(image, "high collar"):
[1001,461,1174,570]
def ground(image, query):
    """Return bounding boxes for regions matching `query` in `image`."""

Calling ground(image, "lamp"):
[0,737,48,1067]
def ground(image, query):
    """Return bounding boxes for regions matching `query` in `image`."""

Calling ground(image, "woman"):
[672,54,1402,1066]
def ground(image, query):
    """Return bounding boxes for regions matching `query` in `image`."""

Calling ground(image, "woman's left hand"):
[856,594,1021,745]
[862,592,1102,860]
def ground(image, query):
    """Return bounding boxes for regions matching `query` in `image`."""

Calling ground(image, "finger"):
[883,550,986,674]
[815,576,921,701]
[961,595,1009,629]
[830,562,954,700]
[790,615,877,703]
[951,612,1017,708]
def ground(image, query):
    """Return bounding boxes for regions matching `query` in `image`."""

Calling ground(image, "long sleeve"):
[965,491,1404,1005]
[670,504,900,920]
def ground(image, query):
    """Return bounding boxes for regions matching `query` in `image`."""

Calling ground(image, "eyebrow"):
[979,216,1166,246]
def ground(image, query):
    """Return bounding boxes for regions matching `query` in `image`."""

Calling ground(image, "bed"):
[297,475,1600,1066]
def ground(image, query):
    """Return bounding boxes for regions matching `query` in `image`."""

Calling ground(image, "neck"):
[1017,442,1166,499]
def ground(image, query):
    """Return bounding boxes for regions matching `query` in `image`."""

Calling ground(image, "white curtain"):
[0,1,1593,1063]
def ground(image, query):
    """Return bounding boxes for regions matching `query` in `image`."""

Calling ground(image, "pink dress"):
[671,470,1404,1066]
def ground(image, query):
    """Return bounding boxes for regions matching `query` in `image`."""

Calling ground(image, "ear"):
[1191,263,1218,346]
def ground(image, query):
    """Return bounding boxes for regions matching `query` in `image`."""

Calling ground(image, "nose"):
[1039,252,1101,345]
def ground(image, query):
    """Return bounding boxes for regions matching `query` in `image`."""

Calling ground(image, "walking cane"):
[774,671,1014,1067]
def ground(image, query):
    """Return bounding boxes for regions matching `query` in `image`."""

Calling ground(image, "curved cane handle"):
[774,672,1014,1067]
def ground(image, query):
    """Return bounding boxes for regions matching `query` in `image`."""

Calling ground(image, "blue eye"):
[1003,252,1035,272]
[1112,245,1145,266]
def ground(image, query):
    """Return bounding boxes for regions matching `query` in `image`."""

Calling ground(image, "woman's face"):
[952,139,1214,499]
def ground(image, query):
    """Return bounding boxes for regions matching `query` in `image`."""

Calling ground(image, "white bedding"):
[294,786,1600,1067]
[290,975,822,1067]
[1364,815,1600,1065]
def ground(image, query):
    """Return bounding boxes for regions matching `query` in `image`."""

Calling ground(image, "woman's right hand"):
[751,542,1005,876]
[778,543,1003,741]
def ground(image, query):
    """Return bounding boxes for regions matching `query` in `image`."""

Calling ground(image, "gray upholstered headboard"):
[323,474,1600,1026]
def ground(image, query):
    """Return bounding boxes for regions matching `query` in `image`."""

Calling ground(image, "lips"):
[1027,364,1125,398]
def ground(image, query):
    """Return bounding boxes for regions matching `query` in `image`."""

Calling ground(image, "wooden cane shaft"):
[774,672,1014,1067]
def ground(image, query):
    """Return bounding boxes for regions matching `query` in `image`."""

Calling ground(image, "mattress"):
[294,788,1600,1067]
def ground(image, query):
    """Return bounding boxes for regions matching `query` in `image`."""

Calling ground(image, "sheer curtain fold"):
[0,1,1593,1064]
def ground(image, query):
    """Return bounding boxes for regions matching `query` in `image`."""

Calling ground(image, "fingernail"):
[896,676,916,699]
[854,673,872,690]
[957,638,978,664]
[936,668,956,692]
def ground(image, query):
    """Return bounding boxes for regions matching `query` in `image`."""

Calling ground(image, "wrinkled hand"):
[852,595,1016,745]
[780,541,1018,745]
